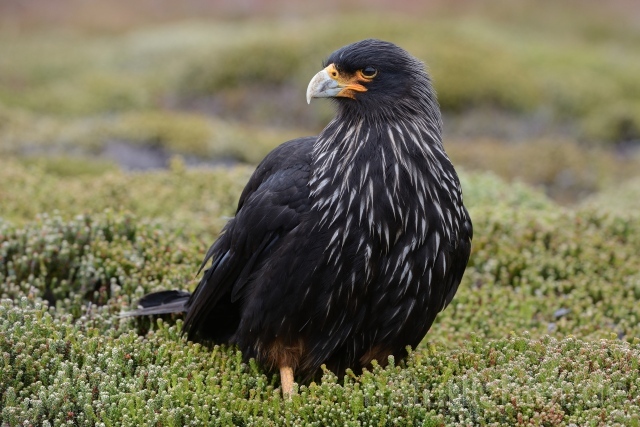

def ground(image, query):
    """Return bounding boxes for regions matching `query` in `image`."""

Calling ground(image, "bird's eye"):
[361,66,377,78]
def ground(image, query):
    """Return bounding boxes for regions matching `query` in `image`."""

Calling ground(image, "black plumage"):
[128,39,472,389]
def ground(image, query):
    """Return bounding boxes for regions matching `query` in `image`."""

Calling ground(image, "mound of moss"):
[1,159,640,424]
[581,176,640,213]
[0,110,299,165]
[447,139,640,203]
[2,6,640,144]
[3,200,640,350]
[2,300,639,426]
[0,212,201,312]
[0,158,249,235]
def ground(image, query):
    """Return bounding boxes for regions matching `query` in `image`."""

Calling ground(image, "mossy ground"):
[2,1,640,425]
[1,159,640,426]
[2,3,640,144]
[1,7,639,204]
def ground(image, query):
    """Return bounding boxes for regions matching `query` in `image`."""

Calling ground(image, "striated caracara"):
[126,39,473,397]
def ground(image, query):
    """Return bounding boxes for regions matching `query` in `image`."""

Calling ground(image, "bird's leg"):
[280,365,294,398]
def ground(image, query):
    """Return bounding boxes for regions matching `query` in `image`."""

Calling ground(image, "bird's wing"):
[441,207,473,310]
[183,136,315,338]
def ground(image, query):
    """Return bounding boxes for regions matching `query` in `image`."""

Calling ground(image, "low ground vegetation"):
[1,161,639,425]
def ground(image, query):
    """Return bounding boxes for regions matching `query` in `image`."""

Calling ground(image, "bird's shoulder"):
[236,136,315,212]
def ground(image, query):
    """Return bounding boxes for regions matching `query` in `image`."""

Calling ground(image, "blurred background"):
[1,0,639,205]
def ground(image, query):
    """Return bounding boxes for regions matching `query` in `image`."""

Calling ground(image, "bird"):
[126,39,472,397]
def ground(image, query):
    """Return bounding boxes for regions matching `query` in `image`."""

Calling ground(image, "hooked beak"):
[306,64,368,104]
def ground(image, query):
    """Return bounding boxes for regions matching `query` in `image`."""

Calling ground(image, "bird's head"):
[306,39,438,121]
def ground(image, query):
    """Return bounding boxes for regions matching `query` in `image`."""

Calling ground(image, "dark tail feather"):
[120,290,191,317]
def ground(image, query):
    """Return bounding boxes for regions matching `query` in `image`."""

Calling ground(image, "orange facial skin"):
[324,63,372,100]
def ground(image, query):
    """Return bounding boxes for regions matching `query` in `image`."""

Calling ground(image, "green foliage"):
[0,158,249,236]
[582,101,640,143]
[1,7,640,146]
[1,159,640,424]
[108,111,215,157]
[447,139,640,203]
[423,31,541,113]
[2,300,640,426]
[0,33,155,117]
[581,176,640,213]
[432,207,640,349]
[176,37,313,96]
[18,72,151,116]
[458,170,553,211]
[0,109,299,165]
[0,212,202,312]
[17,157,118,177]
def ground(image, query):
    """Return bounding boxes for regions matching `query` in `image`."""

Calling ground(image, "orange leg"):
[280,365,294,398]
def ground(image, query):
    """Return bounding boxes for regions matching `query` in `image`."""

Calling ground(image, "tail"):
[120,290,191,317]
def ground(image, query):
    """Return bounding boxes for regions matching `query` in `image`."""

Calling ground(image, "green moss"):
[19,72,151,116]
[108,111,215,157]
[17,156,118,177]
[581,176,640,213]
[0,158,250,236]
[431,207,640,350]
[447,139,640,203]
[2,9,639,143]
[176,36,313,96]
[458,170,554,211]
[425,32,541,113]
[582,101,640,144]
[0,108,299,164]
[1,156,640,423]
[2,300,639,425]
[0,212,203,311]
